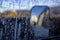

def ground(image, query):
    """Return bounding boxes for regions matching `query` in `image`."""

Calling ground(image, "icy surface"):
[0,0,60,12]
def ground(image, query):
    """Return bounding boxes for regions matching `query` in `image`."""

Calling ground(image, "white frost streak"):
[0,0,60,12]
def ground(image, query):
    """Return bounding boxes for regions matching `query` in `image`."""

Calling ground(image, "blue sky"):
[31,6,47,17]
[0,0,60,12]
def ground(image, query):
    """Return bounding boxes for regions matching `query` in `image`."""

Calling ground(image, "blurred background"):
[0,0,60,40]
